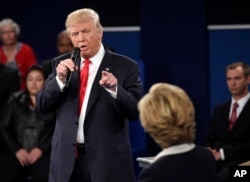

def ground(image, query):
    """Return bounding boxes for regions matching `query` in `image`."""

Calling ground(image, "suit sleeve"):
[115,62,143,120]
[203,107,219,147]
[36,58,65,114]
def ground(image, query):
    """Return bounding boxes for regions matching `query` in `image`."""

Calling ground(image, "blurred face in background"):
[0,25,17,45]
[57,33,74,54]
[26,70,45,96]
[226,66,250,98]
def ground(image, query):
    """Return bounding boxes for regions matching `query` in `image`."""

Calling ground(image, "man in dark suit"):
[36,8,143,182]
[0,63,20,152]
[204,62,250,182]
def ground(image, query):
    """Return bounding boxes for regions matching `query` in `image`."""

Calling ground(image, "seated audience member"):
[0,63,20,153]
[0,18,37,90]
[0,65,55,182]
[204,62,250,182]
[137,82,218,182]
[0,62,20,114]
[42,29,74,79]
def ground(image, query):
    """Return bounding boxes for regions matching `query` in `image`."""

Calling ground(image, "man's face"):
[68,20,103,59]
[57,34,74,54]
[226,66,250,97]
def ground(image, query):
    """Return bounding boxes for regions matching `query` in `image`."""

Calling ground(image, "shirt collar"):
[231,92,250,108]
[80,44,105,66]
[153,143,195,162]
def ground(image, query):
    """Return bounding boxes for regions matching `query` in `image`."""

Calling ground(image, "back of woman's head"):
[138,83,196,148]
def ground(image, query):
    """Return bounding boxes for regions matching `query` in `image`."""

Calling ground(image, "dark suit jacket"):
[0,63,20,113]
[138,146,218,182]
[204,98,250,167]
[41,58,53,80]
[0,63,20,152]
[36,49,143,182]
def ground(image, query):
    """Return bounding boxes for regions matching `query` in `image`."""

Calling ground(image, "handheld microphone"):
[64,47,80,88]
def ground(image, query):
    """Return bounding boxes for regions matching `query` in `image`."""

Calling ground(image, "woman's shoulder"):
[8,90,27,103]
[19,42,35,52]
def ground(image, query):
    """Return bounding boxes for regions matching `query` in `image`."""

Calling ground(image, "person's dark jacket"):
[204,99,250,166]
[0,63,20,113]
[0,63,20,153]
[0,90,55,154]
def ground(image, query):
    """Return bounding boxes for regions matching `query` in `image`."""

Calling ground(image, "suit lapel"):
[230,98,250,131]
[85,50,114,116]
[221,101,231,135]
[69,56,81,115]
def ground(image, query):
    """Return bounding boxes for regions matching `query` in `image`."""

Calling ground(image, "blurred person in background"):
[0,62,20,114]
[204,62,250,182]
[0,65,55,182]
[0,18,37,90]
[0,62,20,154]
[42,29,74,79]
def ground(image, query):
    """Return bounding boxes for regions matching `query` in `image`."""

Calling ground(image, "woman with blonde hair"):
[137,83,217,182]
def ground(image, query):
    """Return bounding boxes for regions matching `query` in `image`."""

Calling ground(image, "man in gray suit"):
[36,8,143,182]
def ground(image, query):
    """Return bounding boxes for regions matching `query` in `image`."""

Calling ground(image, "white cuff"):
[56,75,65,92]
[219,148,225,160]
[105,86,117,99]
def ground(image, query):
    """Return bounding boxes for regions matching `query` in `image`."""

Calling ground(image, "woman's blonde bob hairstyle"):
[138,83,196,148]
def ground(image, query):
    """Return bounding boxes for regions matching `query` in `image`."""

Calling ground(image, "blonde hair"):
[138,83,196,148]
[65,8,103,33]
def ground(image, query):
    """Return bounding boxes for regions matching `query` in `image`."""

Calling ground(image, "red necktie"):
[79,59,91,112]
[229,102,239,130]
[76,59,90,158]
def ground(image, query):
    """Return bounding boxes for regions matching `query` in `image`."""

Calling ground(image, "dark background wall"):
[0,0,140,60]
[207,0,250,25]
[140,0,209,154]
[207,0,250,114]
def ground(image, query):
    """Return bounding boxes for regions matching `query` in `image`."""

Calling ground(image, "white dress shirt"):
[56,44,118,143]
[229,93,250,119]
